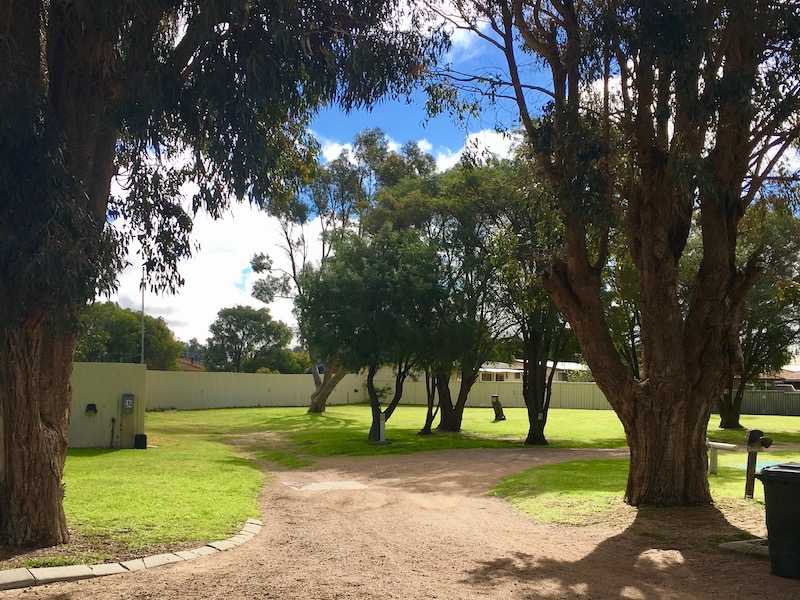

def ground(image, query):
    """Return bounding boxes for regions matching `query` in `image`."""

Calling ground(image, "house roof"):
[480,362,522,373]
[775,368,800,382]
[481,360,590,373]
[177,357,205,372]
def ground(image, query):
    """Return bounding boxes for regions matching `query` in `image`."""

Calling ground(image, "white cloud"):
[317,133,416,164]
[417,138,433,154]
[319,139,353,162]
[435,129,518,171]
[106,204,324,343]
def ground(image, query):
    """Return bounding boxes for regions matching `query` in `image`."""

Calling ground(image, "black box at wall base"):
[756,463,800,578]
[134,434,147,450]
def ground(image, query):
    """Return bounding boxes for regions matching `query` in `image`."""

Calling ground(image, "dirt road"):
[5,447,796,599]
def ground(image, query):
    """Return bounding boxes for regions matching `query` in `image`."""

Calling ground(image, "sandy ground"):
[5,447,798,599]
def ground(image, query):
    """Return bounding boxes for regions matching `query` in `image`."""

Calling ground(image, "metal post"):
[709,446,718,475]
[140,266,145,365]
[745,450,758,500]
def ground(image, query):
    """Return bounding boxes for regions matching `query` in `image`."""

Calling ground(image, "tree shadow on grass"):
[463,506,791,600]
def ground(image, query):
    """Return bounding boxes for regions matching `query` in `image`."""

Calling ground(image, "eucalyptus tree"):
[374,161,512,431]
[428,1,800,505]
[75,302,182,370]
[490,159,567,445]
[250,130,436,412]
[608,197,800,429]
[250,153,366,412]
[717,201,800,428]
[204,306,292,373]
[0,1,444,546]
[298,228,442,441]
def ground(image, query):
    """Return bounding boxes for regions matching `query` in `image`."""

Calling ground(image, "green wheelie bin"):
[756,463,800,578]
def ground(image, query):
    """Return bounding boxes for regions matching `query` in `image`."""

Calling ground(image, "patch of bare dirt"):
[5,447,797,600]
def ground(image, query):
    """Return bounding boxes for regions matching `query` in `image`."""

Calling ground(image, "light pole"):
[140,265,145,365]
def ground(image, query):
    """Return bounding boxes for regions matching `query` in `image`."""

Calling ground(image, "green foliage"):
[299,227,442,372]
[0,104,124,329]
[255,350,312,375]
[2,2,447,312]
[735,201,800,382]
[372,161,513,377]
[75,302,182,370]
[205,306,292,373]
[181,337,207,365]
[251,129,439,372]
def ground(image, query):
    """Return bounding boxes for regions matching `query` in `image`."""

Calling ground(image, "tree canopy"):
[205,306,293,373]
[251,128,439,412]
[299,226,442,440]
[75,301,182,370]
[0,1,445,547]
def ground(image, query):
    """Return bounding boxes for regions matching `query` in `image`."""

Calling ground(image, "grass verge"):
[492,452,800,527]
[1,422,262,569]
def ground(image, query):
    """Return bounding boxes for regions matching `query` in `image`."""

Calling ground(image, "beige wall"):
[143,367,612,412]
[145,371,365,410]
[368,373,611,409]
[69,362,147,448]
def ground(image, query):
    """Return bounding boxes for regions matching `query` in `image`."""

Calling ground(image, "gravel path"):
[5,447,798,599]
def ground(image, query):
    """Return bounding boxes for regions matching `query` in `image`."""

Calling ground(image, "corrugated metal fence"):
[740,390,800,416]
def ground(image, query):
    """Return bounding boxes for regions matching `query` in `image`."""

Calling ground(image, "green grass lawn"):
[493,452,800,526]
[10,404,799,568]
[65,440,262,550]
[3,422,263,569]
[147,405,800,463]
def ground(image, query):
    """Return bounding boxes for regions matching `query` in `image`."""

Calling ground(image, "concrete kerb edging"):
[0,518,263,591]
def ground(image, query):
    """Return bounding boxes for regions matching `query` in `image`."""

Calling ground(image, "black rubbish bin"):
[756,463,800,578]
[134,433,148,450]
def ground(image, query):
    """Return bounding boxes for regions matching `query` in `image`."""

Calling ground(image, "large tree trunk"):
[366,364,383,442]
[0,317,74,546]
[719,377,746,429]
[308,360,346,414]
[524,357,554,446]
[438,368,475,432]
[521,311,563,446]
[366,363,409,442]
[433,369,455,430]
[623,391,712,505]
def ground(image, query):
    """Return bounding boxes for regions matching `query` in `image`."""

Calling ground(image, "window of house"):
[514,372,522,380]
[495,373,506,382]
[481,373,493,382]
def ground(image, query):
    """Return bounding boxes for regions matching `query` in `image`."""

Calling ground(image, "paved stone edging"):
[0,518,263,591]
